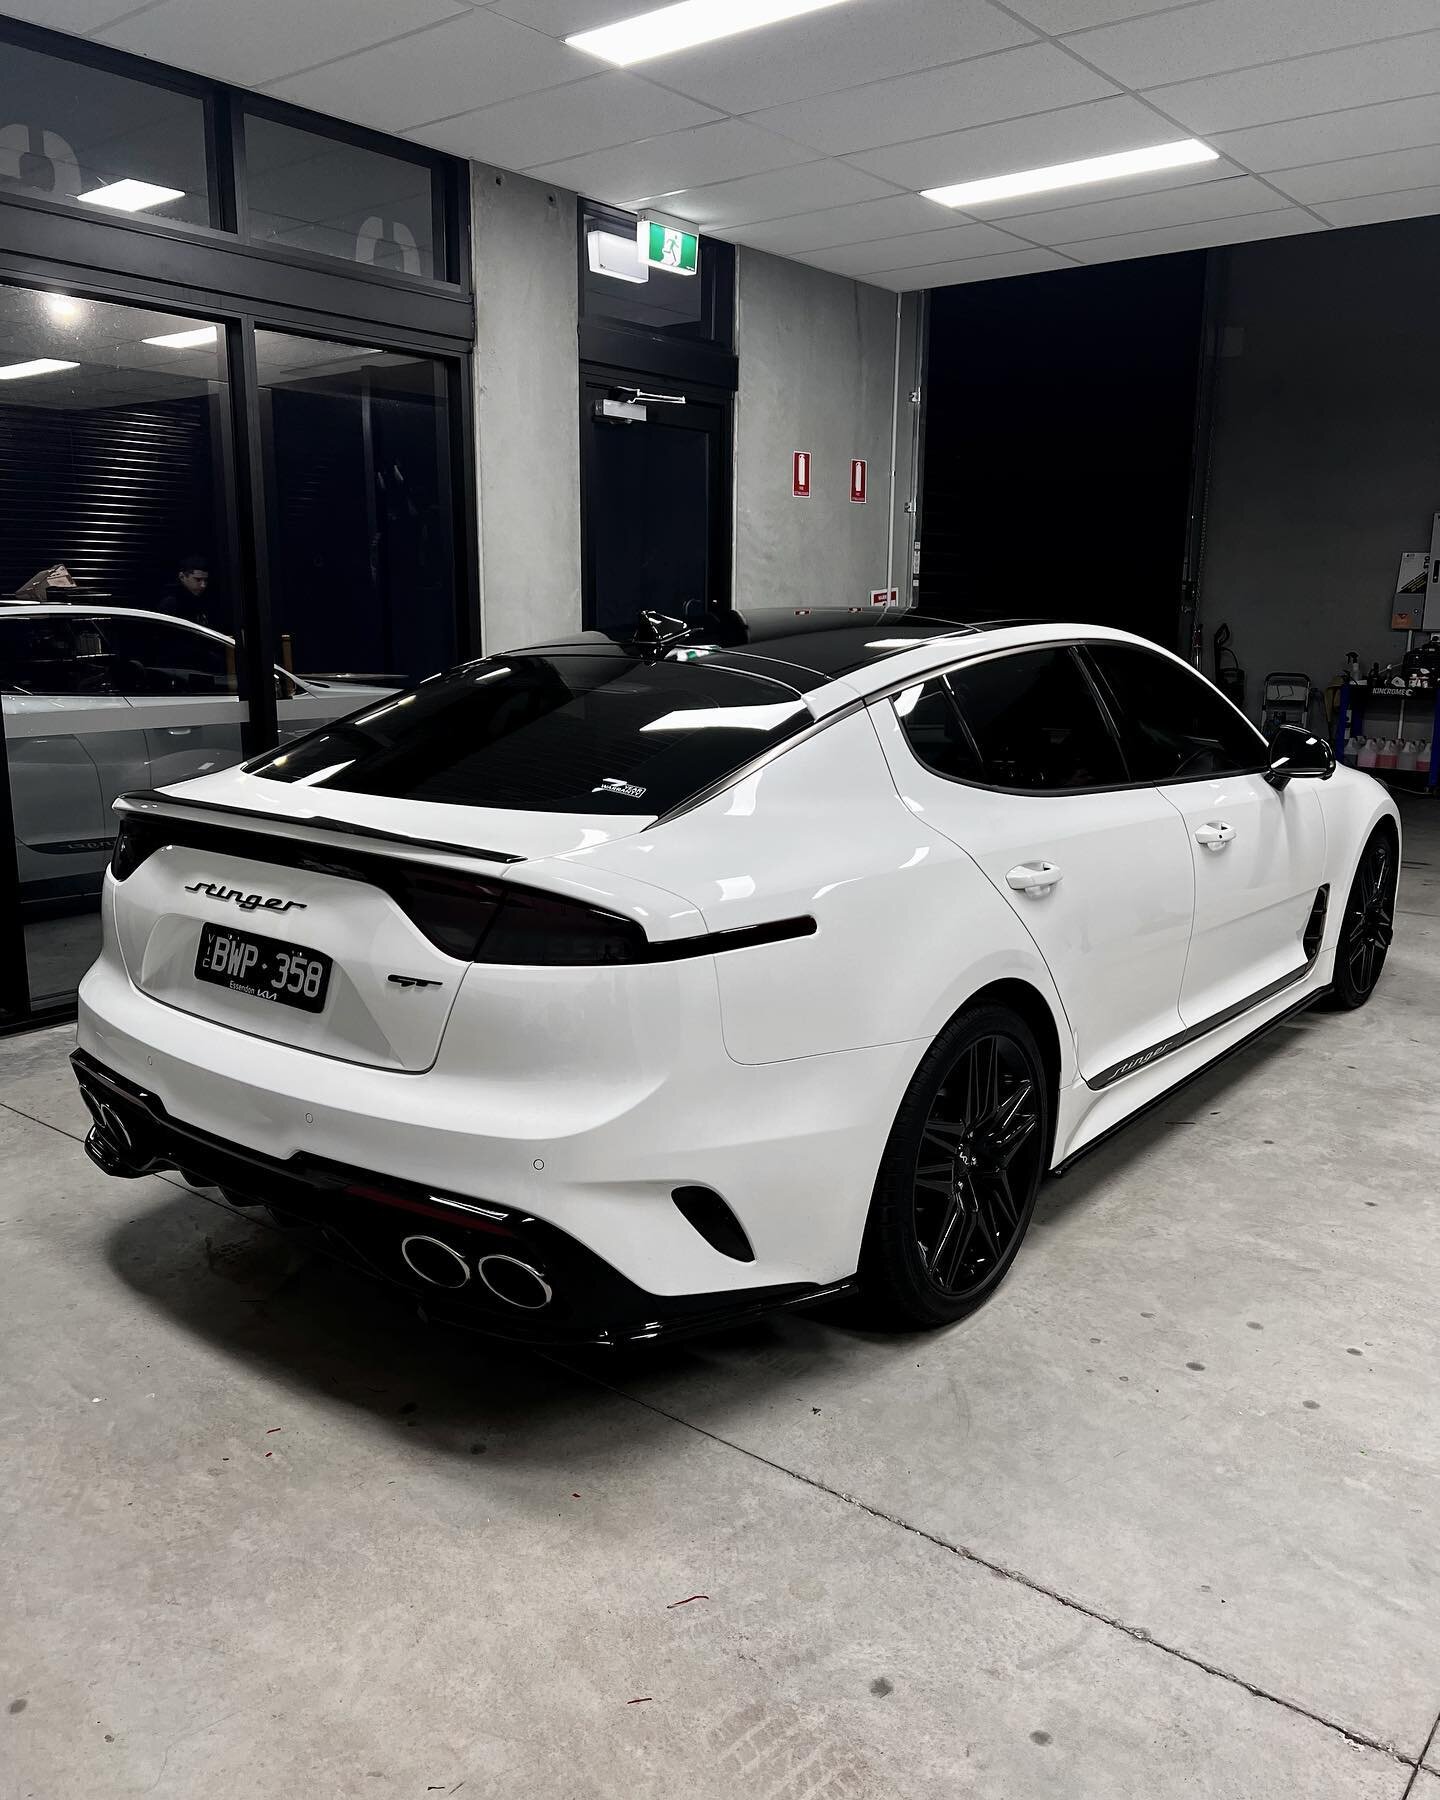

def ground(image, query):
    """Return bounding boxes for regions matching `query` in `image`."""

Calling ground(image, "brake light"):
[386,868,646,965]
[478,888,647,966]
[387,866,505,959]
[111,816,161,882]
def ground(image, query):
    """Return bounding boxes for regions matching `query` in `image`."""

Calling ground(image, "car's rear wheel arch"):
[956,979,1062,1169]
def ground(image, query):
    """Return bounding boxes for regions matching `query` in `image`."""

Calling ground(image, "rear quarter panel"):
[568,707,1076,1074]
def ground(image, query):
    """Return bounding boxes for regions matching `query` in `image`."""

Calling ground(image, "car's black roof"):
[525,610,1025,692]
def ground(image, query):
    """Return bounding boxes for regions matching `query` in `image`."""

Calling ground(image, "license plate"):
[194,923,332,1014]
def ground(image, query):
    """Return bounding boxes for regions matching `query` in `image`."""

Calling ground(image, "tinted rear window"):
[249,651,811,814]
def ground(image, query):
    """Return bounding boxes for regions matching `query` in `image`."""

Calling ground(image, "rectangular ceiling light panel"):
[923,139,1219,209]
[568,0,849,66]
[143,326,220,349]
[77,179,186,213]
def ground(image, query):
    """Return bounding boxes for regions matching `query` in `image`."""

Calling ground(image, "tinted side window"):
[97,617,233,696]
[1085,644,1266,781]
[893,678,983,782]
[0,616,118,695]
[947,649,1126,790]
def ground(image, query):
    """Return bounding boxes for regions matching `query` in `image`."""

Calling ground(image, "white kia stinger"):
[72,613,1399,1341]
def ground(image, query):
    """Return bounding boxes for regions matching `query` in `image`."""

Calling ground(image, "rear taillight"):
[478,888,648,966]
[110,816,161,882]
[387,866,505,959]
[387,869,647,966]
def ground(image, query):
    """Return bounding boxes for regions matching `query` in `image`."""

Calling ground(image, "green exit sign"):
[640,219,699,277]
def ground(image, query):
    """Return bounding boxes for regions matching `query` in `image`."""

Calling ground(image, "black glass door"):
[580,369,731,639]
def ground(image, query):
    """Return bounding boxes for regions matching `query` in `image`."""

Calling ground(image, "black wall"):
[920,255,1207,647]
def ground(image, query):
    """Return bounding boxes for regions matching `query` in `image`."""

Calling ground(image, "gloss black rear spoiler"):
[114,790,525,867]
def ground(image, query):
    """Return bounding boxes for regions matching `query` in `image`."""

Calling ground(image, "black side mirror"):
[1266,723,1335,786]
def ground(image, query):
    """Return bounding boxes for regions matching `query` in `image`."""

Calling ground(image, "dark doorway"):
[580,369,732,638]
[919,256,1206,648]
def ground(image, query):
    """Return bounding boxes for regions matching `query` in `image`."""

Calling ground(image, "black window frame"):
[0,15,469,300]
[886,640,1271,798]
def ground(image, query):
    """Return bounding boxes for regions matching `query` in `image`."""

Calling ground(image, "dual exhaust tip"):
[400,1235,553,1311]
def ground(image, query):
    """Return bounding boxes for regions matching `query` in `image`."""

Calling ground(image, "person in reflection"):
[157,554,213,628]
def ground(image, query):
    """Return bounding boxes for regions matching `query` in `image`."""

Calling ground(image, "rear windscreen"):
[249,650,812,814]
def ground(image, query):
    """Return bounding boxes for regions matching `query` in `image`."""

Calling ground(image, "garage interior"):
[3,1,1440,1796]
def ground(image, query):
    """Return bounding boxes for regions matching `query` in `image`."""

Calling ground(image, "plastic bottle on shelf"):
[1397,740,1417,772]
[1376,739,1398,770]
[1358,738,1380,769]
[1343,734,1362,765]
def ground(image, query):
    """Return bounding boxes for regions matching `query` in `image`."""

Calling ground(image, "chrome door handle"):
[1006,861,1062,897]
[1195,821,1236,852]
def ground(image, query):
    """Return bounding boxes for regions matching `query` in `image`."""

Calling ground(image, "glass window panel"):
[244,115,441,280]
[0,283,240,1011]
[0,40,214,227]
[581,208,732,345]
[947,649,1127,791]
[1085,642,1268,781]
[255,329,457,712]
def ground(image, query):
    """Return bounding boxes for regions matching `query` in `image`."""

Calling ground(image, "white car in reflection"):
[1,604,390,908]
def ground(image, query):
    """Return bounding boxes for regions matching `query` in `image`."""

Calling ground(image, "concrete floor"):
[3,798,1438,1799]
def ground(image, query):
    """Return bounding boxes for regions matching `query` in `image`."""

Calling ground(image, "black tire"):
[860,1003,1049,1330]
[1327,827,1397,1010]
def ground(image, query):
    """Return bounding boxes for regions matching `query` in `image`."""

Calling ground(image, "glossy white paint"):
[871,698,1195,1083]
[1161,773,1327,1024]
[77,622,1400,1309]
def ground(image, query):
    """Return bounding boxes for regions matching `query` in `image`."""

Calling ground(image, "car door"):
[875,645,1196,1085]
[1082,641,1327,1028]
[0,615,120,887]
[97,613,246,791]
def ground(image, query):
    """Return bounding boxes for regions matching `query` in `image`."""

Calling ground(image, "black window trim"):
[882,640,1271,799]
[0,12,470,297]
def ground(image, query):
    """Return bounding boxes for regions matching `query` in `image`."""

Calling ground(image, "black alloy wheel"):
[862,1004,1049,1328]
[1329,829,1398,1009]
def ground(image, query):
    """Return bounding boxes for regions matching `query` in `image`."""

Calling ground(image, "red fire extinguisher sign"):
[850,459,868,504]
[793,451,811,498]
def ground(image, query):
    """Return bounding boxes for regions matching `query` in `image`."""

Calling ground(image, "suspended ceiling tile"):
[1266,142,1440,205]
[1001,172,1291,244]
[0,0,166,31]
[862,245,1077,289]
[409,72,721,168]
[801,219,1030,275]
[486,0,636,34]
[845,93,1190,190]
[1003,0,1197,29]
[528,118,813,206]
[263,9,594,132]
[744,42,1117,158]
[717,192,964,253]
[1064,0,1440,92]
[1211,95,1440,173]
[1062,205,1324,262]
[650,161,900,230]
[92,0,465,90]
[1149,32,1440,137]
[1313,183,1440,226]
[632,0,1035,116]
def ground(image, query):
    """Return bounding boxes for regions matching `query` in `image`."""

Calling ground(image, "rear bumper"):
[77,952,922,1332]
[72,1050,853,1346]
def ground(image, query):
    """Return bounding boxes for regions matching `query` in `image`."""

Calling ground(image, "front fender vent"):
[1303,884,1330,962]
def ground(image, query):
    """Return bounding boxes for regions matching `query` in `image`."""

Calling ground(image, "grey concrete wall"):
[1199,217,1440,714]
[734,249,904,614]
[472,166,581,654]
